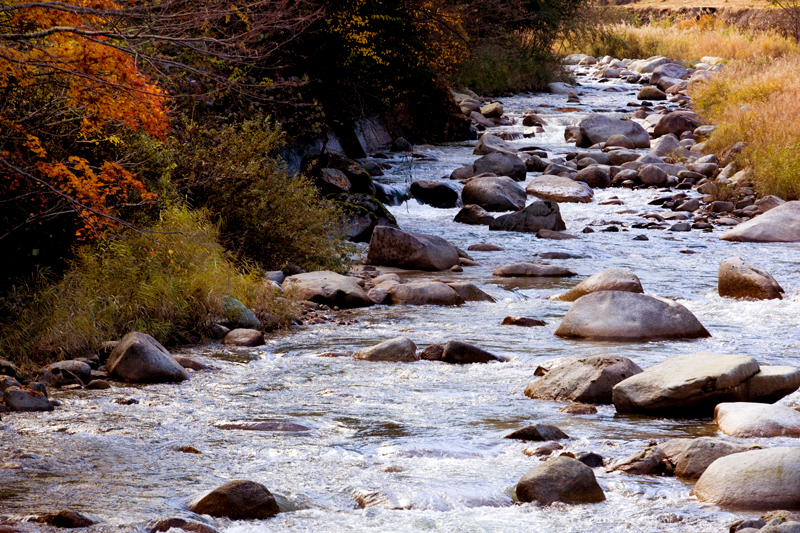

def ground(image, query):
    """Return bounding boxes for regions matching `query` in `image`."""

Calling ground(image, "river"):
[2,66,800,532]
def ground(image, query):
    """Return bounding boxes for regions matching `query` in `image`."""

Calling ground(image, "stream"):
[3,66,800,533]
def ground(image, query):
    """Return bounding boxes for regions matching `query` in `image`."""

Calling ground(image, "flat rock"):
[282,271,373,308]
[468,243,504,251]
[493,263,576,277]
[692,447,800,510]
[555,291,710,342]
[720,201,800,242]
[524,355,643,404]
[659,437,751,480]
[505,423,569,441]
[715,402,800,438]
[215,420,311,432]
[107,332,191,383]
[367,226,459,271]
[719,257,785,300]
[489,200,567,233]
[526,175,593,203]
[354,337,419,362]
[386,281,465,306]
[189,479,280,519]
[462,176,526,212]
[549,268,643,302]
[222,329,265,347]
[441,340,506,364]
[516,456,605,505]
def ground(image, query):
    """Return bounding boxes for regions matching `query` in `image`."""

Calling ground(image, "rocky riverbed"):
[3,55,800,533]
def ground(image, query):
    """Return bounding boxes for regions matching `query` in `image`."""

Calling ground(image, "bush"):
[450,42,558,95]
[171,116,352,272]
[0,206,296,367]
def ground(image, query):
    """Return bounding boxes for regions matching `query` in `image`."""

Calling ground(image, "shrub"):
[0,206,296,368]
[449,42,558,94]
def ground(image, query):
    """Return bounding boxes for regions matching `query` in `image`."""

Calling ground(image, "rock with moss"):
[332,193,398,243]
[220,296,261,330]
[301,152,376,196]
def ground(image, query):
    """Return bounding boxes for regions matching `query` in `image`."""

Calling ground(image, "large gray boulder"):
[715,402,800,438]
[283,271,373,308]
[493,263,576,278]
[189,480,280,519]
[489,200,567,233]
[576,114,651,149]
[524,355,643,404]
[367,226,459,271]
[722,202,800,242]
[612,353,800,416]
[462,176,526,212]
[386,281,465,306]
[107,332,190,383]
[549,268,643,302]
[692,447,800,509]
[354,337,419,362]
[526,175,593,204]
[554,291,710,342]
[719,257,784,300]
[3,386,53,412]
[473,152,527,182]
[516,456,606,505]
[659,437,751,480]
[473,134,518,156]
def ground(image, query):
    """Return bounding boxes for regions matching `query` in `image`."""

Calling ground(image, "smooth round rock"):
[526,175,593,203]
[222,329,265,347]
[283,271,373,308]
[367,226,459,271]
[189,480,280,519]
[550,268,643,302]
[493,263,576,278]
[354,337,419,362]
[107,332,190,383]
[715,402,800,438]
[516,456,606,505]
[441,340,505,364]
[719,257,785,300]
[462,176,526,212]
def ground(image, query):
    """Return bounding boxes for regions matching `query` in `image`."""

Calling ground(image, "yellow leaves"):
[25,135,47,158]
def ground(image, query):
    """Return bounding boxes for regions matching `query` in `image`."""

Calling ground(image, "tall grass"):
[449,43,558,95]
[0,206,297,368]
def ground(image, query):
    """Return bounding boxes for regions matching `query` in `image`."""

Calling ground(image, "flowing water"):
[4,67,800,532]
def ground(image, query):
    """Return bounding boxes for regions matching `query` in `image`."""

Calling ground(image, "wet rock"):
[525,355,643,405]
[409,180,460,208]
[386,281,465,306]
[489,200,567,233]
[524,442,564,456]
[0,359,20,379]
[473,134,517,156]
[722,202,800,242]
[659,437,751,480]
[654,111,704,138]
[537,229,578,240]
[555,291,710,342]
[526,175,593,203]
[576,114,650,149]
[605,135,635,150]
[638,86,667,100]
[480,102,504,118]
[638,164,668,186]
[107,332,190,383]
[222,329,265,347]
[516,456,605,505]
[85,379,111,390]
[0,375,22,393]
[715,402,800,438]
[493,263,576,278]
[502,316,545,327]
[445,282,495,302]
[608,447,669,475]
[220,296,261,330]
[34,510,95,528]
[334,192,399,243]
[283,271,373,308]
[189,479,280,519]
[692,447,800,510]
[216,421,310,432]
[473,152,527,182]
[462,176,526,212]
[174,356,211,371]
[454,204,495,226]
[719,257,784,300]
[549,268,643,302]
[576,451,604,468]
[419,344,444,361]
[354,337,419,362]
[560,403,598,415]
[354,489,410,510]
[148,517,220,533]
[651,134,681,157]
[3,387,53,412]
[367,226,459,271]
[441,340,506,364]
[39,360,91,387]
[506,423,570,441]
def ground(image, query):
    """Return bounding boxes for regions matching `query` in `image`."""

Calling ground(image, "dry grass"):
[691,55,800,199]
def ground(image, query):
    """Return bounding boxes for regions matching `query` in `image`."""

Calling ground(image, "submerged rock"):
[189,480,280,519]
[505,423,569,441]
[34,510,96,528]
[3,387,53,412]
[493,263,576,278]
[441,340,506,364]
[354,337,419,362]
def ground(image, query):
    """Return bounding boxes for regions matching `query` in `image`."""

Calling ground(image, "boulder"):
[107,332,190,383]
[0,375,22,393]
[653,111,704,138]
[719,257,784,300]
[331,192,398,243]
[283,271,373,308]
[493,263,576,278]
[39,360,92,387]
[0,359,20,379]
[462,176,526,212]
[516,456,605,505]
[576,114,651,149]
[441,340,506,364]
[445,282,495,302]
[189,480,280,519]
[222,329,265,347]
[659,437,751,480]
[692,447,800,509]
[722,202,800,242]
[550,268,643,302]
[367,226,460,271]
[34,510,96,528]
[741,365,800,403]
[526,175,593,203]
[220,296,261,330]
[574,166,611,189]
[502,316,545,327]
[473,152,527,182]
[505,424,569,441]
[555,291,710,343]
[608,446,668,475]
[473,134,518,156]
[650,62,689,87]
[715,402,800,438]
[3,387,53,412]
[419,344,444,361]
[637,86,667,100]
[454,204,495,226]
[489,200,567,233]
[354,337,419,362]
[638,164,668,186]
[651,134,681,157]
[386,281,465,306]
[524,355,643,404]
[480,102,504,118]
[605,135,635,150]
[409,180,461,209]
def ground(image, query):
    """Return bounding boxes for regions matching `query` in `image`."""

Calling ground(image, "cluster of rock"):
[349,337,507,364]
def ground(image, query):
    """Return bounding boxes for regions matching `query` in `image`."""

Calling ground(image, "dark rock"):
[354,337,419,362]
[608,447,669,475]
[576,452,604,468]
[489,200,567,234]
[468,243,504,251]
[493,263,576,277]
[473,152,527,182]
[410,180,461,208]
[367,226,459,271]
[575,166,611,188]
[216,421,310,432]
[34,510,95,528]
[419,344,444,361]
[189,480,280,519]
[454,204,495,226]
[39,360,92,387]
[0,359,20,379]
[3,387,53,412]
[502,316,545,327]
[576,114,650,148]
[148,518,220,533]
[462,176,526,212]
[219,296,261,330]
[505,424,569,441]
[222,329,265,347]
[516,456,605,505]
[174,356,211,371]
[85,379,111,390]
[654,111,704,138]
[441,340,506,364]
[331,192,398,243]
